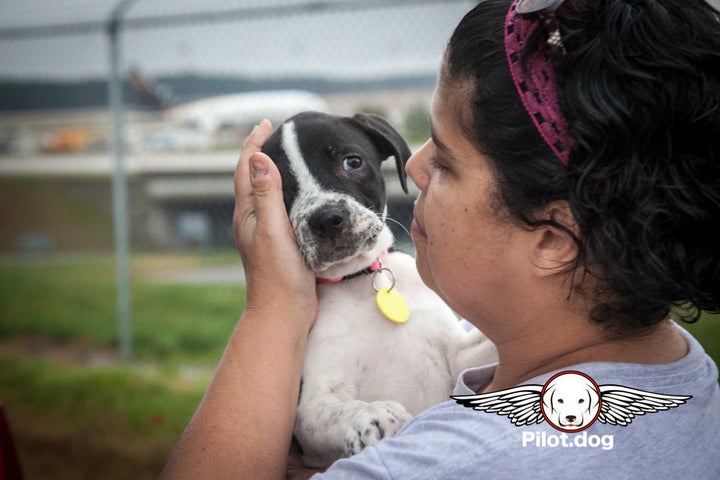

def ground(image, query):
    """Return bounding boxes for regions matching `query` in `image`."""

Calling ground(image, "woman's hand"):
[233,119,318,325]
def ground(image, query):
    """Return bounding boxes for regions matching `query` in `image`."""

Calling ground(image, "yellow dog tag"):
[376,287,410,324]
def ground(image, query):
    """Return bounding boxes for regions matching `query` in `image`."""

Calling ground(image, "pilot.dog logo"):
[452,370,691,432]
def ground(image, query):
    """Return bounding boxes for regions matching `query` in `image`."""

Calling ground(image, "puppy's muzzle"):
[295,197,384,272]
[304,202,382,253]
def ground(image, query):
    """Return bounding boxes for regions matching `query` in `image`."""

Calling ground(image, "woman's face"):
[406,82,532,323]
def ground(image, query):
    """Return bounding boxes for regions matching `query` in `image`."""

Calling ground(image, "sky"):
[0,0,475,80]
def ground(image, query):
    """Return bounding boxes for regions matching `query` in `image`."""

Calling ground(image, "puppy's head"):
[262,111,411,278]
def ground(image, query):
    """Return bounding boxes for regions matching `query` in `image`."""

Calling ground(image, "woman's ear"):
[531,202,581,277]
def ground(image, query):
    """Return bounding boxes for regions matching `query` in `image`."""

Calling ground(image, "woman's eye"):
[429,154,448,172]
[343,155,363,171]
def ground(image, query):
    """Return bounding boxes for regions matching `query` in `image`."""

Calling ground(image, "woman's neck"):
[482,318,688,393]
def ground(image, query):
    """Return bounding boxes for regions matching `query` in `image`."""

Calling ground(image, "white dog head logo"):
[541,371,601,432]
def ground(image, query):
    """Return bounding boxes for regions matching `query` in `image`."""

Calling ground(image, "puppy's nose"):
[310,206,347,240]
[565,415,576,423]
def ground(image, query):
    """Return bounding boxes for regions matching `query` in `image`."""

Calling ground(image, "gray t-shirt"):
[315,325,720,479]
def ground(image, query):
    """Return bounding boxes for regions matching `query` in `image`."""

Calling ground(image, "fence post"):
[107,0,137,361]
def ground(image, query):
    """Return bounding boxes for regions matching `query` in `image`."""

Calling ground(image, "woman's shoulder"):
[568,324,719,395]
[318,325,720,479]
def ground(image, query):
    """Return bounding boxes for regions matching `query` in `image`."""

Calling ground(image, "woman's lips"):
[410,218,426,238]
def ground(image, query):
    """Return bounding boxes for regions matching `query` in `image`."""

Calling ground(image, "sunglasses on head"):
[516,0,567,55]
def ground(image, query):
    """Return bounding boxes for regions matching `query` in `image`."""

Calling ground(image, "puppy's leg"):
[344,399,411,456]
[295,378,412,467]
[295,391,357,467]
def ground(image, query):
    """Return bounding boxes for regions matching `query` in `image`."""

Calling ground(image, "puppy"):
[262,111,497,467]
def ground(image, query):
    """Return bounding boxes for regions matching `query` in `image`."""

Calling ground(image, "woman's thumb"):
[248,152,286,224]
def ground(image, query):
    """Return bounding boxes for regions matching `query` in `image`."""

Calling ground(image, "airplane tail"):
[129,66,170,110]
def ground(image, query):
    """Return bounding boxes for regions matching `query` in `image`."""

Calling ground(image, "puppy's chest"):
[308,271,455,406]
[315,279,390,334]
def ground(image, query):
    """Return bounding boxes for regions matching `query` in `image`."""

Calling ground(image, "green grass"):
[0,253,244,479]
[0,253,244,363]
[0,351,205,479]
[0,255,117,343]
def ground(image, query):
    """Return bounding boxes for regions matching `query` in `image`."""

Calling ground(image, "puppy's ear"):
[350,113,411,193]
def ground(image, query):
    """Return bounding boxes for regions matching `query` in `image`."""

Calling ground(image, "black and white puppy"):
[262,111,497,467]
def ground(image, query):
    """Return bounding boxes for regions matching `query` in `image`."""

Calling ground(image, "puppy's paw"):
[344,400,412,457]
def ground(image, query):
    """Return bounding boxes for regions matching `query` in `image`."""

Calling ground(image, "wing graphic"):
[452,385,544,426]
[597,385,692,426]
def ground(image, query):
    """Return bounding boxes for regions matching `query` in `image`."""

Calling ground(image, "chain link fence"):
[0,0,477,358]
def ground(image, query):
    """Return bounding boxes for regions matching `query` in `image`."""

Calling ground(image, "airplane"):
[130,68,329,151]
[162,89,328,132]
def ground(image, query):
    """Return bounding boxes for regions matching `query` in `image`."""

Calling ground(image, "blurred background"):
[0,1,718,478]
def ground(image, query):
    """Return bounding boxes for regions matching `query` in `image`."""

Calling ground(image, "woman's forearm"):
[163,121,316,479]
[161,304,310,480]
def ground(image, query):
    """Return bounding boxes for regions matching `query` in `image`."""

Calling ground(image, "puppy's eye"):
[579,399,585,404]
[557,399,564,404]
[343,155,363,171]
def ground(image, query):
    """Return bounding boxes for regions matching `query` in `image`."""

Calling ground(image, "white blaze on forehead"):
[279,119,391,276]
[281,120,322,196]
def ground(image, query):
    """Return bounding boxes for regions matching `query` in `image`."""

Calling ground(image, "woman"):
[162,0,720,478]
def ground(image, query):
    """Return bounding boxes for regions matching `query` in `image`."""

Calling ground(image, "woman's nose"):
[405,139,432,193]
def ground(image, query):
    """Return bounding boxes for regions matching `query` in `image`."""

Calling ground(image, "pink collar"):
[316,250,389,285]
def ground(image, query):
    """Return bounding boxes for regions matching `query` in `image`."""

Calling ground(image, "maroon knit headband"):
[504,0,574,165]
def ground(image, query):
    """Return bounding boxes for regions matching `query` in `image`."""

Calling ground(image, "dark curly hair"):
[443,0,720,333]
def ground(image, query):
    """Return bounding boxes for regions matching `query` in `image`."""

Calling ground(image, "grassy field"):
[1,254,718,478]
[0,254,243,479]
